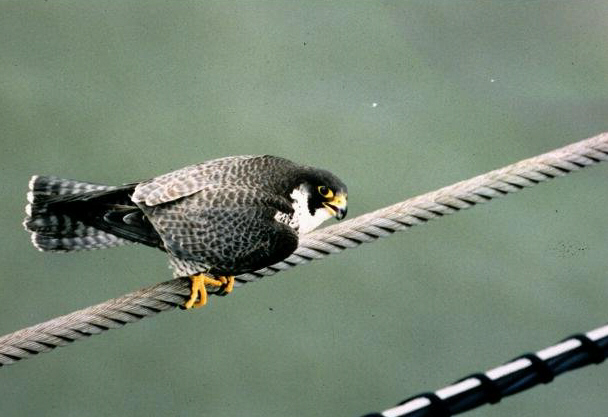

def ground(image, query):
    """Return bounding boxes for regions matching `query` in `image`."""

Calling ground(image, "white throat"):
[278,185,333,235]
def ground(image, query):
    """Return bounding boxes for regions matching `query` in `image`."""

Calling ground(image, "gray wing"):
[131,155,298,206]
[141,185,298,275]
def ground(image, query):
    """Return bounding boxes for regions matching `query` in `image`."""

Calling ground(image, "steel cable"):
[1,131,607,367]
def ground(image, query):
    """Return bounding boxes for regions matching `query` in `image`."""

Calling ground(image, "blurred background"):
[1,1,607,416]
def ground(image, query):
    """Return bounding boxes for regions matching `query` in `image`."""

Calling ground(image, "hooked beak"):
[323,193,348,220]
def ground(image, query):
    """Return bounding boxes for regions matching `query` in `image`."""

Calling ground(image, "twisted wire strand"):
[1,132,607,367]
[0,278,191,366]
[238,131,608,282]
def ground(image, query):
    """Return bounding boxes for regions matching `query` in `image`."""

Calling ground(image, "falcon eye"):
[317,185,333,198]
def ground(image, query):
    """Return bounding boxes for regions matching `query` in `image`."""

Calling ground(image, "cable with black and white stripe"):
[360,324,608,417]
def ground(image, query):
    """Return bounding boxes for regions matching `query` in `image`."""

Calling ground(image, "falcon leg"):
[218,276,235,295]
[184,273,224,309]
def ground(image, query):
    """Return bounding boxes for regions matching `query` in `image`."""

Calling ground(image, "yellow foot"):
[184,274,223,309]
[218,276,235,295]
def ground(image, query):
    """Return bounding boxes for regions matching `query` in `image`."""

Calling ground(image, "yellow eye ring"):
[318,186,333,198]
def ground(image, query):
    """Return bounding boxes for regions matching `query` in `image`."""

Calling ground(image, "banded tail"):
[24,176,162,252]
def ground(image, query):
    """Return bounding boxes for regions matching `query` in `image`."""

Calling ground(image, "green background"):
[1,1,607,416]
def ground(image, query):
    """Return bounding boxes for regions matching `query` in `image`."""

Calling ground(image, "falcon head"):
[289,168,348,234]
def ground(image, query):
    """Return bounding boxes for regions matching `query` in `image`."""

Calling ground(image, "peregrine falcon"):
[23,155,348,308]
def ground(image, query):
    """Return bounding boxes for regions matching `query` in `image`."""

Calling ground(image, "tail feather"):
[28,175,119,196]
[24,176,136,252]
